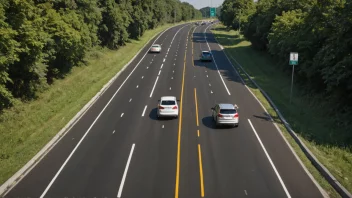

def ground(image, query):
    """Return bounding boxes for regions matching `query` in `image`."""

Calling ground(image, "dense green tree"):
[0,0,201,110]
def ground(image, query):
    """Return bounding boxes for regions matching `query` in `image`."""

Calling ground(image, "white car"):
[150,44,161,53]
[157,96,179,118]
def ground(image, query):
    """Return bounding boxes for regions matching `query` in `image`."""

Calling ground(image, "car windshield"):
[220,109,236,114]
[161,100,176,105]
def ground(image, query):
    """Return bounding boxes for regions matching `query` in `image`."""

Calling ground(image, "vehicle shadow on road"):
[202,116,235,129]
[149,108,176,121]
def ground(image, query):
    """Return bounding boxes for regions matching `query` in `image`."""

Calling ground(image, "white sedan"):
[150,44,161,53]
[157,96,179,118]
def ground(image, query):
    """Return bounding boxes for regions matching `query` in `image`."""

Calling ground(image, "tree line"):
[220,0,352,142]
[0,0,202,110]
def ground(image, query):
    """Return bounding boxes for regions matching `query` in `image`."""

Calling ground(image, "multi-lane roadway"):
[4,23,326,198]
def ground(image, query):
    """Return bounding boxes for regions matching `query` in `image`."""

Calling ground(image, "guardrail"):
[211,27,352,198]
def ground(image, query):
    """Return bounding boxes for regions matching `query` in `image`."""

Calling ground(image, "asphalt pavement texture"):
[4,23,325,198]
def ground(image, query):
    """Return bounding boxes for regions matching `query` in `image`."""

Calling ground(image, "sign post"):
[210,7,216,17]
[289,52,298,104]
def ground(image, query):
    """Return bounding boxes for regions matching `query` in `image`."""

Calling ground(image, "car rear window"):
[161,100,176,105]
[203,52,210,56]
[220,109,236,114]
[152,45,160,48]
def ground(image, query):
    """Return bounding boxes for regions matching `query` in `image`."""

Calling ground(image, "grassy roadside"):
[0,21,189,185]
[210,24,351,198]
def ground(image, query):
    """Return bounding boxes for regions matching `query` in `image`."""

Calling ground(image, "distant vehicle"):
[150,44,161,53]
[201,22,206,25]
[195,22,200,25]
[200,51,212,62]
[211,103,239,127]
[157,96,179,118]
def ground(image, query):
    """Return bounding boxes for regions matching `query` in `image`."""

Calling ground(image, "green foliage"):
[0,0,200,110]
[219,0,255,30]
[219,0,352,145]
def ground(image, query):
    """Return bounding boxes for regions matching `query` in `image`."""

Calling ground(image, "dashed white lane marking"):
[163,58,165,62]
[141,76,144,79]
[173,70,174,73]
[152,59,153,61]
[160,64,163,69]
[121,113,124,117]
[205,70,207,72]
[129,98,132,102]
[136,85,139,88]
[38,24,171,198]
[209,83,211,86]
[206,75,208,78]
[174,63,175,65]
[147,66,149,69]
[248,119,291,198]
[175,55,177,56]
[244,190,248,196]
[158,70,161,75]
[150,76,159,98]
[171,77,173,79]
[142,105,147,117]
[154,55,156,57]
[211,90,213,94]
[204,26,231,96]
[112,130,115,134]
[150,62,152,64]
[174,58,176,60]
[117,144,135,198]
[170,87,172,90]
[162,125,164,128]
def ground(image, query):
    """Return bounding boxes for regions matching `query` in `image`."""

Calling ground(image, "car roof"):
[218,103,235,109]
[152,44,161,47]
[202,51,210,53]
[161,96,176,101]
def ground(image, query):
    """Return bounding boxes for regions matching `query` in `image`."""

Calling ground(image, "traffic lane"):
[177,26,203,198]
[192,52,287,197]
[4,23,188,198]
[41,24,192,197]
[205,26,324,197]
[104,25,193,198]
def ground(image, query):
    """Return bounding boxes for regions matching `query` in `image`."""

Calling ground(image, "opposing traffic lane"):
[192,23,324,197]
[5,23,190,198]
[119,24,193,198]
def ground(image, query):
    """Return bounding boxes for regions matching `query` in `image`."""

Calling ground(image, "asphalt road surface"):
[4,23,325,198]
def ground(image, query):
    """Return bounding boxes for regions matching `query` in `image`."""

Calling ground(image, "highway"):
[5,23,325,198]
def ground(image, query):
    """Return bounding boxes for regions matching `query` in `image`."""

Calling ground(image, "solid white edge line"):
[204,25,231,95]
[150,76,159,98]
[248,119,291,198]
[117,144,135,198]
[37,23,184,198]
[142,105,147,117]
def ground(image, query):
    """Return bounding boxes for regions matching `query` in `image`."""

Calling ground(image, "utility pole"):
[238,9,241,33]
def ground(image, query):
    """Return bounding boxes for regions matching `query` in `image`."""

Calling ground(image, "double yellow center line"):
[175,26,205,198]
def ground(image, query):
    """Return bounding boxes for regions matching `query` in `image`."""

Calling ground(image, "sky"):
[182,0,224,9]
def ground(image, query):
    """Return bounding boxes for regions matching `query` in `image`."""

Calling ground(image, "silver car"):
[157,96,179,118]
[150,44,161,53]
[211,103,239,127]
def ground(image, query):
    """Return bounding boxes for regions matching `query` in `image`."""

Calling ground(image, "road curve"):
[4,22,325,198]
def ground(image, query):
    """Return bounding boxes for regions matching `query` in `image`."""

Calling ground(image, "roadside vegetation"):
[0,0,201,185]
[215,0,352,195]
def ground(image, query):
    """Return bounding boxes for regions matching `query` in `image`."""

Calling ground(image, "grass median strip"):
[211,24,349,198]
[0,22,186,186]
